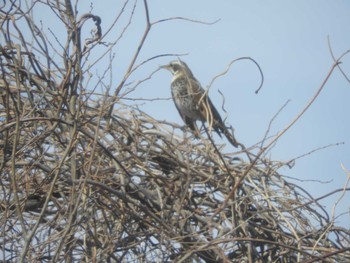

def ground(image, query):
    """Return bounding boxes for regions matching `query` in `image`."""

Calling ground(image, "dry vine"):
[0,0,349,262]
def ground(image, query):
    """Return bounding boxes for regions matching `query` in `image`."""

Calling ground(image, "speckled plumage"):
[162,60,239,148]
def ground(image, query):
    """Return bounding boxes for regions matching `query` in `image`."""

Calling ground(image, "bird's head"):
[161,60,194,78]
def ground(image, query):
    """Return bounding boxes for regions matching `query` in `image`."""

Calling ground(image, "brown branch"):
[211,55,342,220]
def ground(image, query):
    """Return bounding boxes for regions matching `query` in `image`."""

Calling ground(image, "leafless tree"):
[1,1,349,262]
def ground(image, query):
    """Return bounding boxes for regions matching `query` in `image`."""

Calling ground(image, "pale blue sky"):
[34,1,350,227]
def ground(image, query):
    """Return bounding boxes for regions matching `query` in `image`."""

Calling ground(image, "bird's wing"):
[189,79,223,132]
[190,79,239,147]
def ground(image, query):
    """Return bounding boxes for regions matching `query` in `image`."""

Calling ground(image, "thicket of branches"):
[1,1,349,262]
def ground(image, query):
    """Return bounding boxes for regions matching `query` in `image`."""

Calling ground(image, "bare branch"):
[1,1,349,262]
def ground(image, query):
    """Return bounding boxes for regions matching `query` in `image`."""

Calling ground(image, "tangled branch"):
[0,1,349,262]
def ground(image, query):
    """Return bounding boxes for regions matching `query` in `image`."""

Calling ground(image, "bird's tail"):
[215,123,239,148]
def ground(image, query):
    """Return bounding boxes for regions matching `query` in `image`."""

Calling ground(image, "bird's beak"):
[160,64,171,71]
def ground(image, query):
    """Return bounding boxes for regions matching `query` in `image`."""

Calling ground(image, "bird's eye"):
[172,64,179,72]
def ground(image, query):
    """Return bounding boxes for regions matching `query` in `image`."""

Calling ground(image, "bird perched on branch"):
[161,60,239,148]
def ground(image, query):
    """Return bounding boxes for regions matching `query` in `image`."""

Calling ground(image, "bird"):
[161,60,239,148]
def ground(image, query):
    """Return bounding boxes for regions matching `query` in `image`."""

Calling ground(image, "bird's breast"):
[171,78,203,120]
